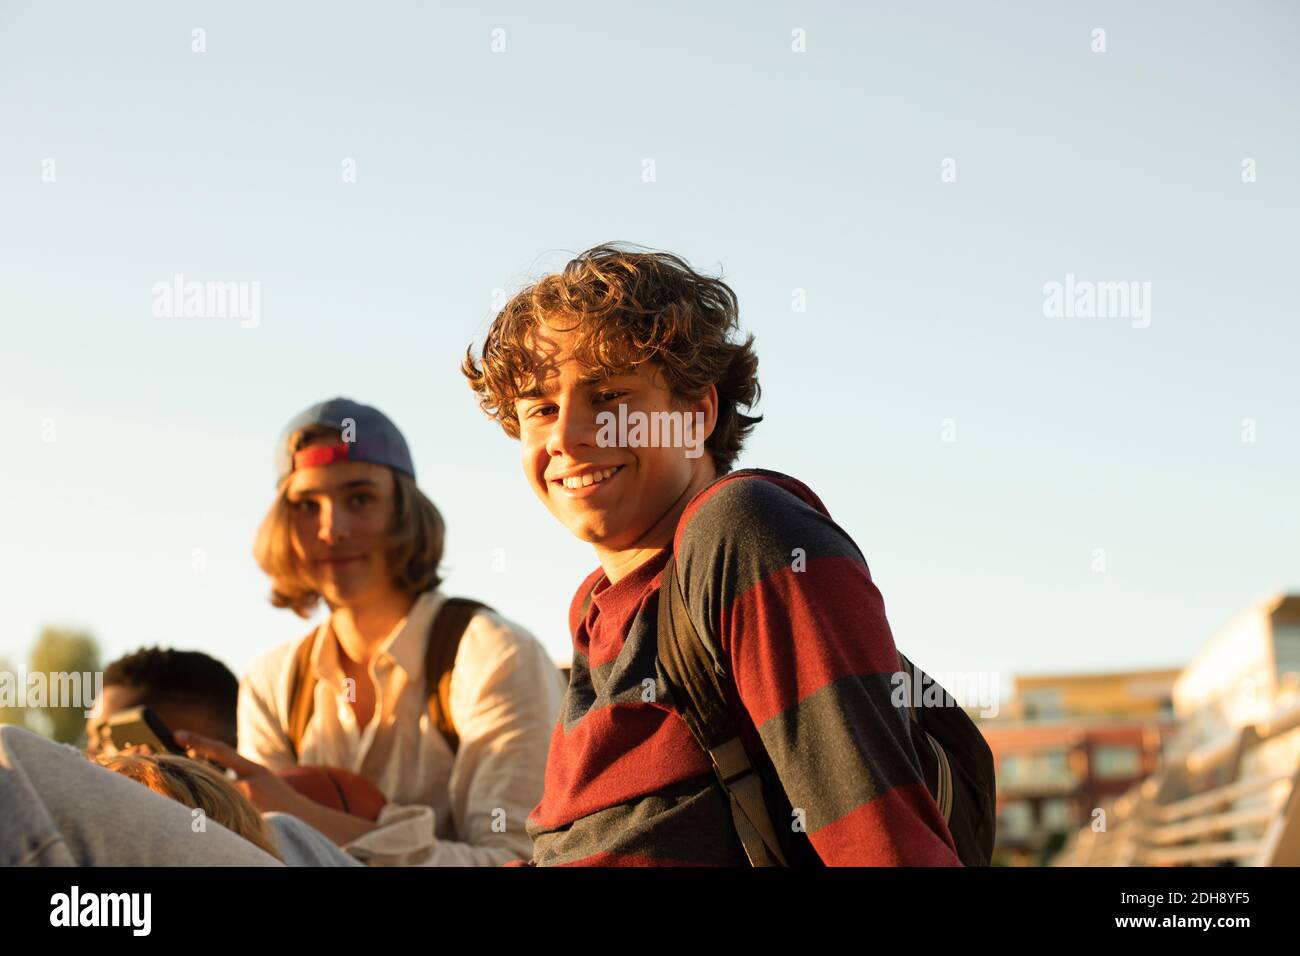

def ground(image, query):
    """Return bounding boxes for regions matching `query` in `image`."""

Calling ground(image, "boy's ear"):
[694,383,720,443]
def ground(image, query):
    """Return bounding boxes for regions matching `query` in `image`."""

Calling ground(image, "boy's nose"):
[317,503,351,542]
[546,405,597,459]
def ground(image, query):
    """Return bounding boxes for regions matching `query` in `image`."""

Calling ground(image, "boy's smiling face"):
[515,326,718,573]
[284,452,398,609]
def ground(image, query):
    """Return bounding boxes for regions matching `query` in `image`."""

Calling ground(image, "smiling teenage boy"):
[462,244,963,866]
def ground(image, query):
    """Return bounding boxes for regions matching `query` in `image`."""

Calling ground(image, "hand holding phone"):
[105,705,181,755]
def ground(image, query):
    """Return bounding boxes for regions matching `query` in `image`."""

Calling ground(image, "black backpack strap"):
[896,651,998,866]
[656,553,789,867]
[897,652,955,823]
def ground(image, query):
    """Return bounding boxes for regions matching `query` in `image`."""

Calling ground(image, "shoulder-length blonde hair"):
[93,752,283,860]
[252,425,446,618]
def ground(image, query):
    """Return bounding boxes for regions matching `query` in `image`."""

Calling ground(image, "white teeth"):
[561,466,620,490]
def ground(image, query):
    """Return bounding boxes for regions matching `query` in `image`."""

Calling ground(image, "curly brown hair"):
[461,243,762,474]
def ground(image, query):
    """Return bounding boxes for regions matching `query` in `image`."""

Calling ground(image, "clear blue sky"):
[2,1,1297,694]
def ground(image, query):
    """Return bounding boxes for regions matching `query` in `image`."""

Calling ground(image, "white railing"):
[1052,702,1300,867]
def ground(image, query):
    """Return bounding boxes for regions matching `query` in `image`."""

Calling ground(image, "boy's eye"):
[348,493,373,508]
[595,390,626,403]
[528,404,557,419]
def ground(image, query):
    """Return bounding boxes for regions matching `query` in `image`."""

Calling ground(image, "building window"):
[999,801,1033,838]
[1093,744,1141,779]
[1021,689,1063,719]
[1000,750,1074,787]
[1040,798,1075,831]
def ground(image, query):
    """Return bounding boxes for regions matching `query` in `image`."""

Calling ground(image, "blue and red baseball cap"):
[274,397,415,485]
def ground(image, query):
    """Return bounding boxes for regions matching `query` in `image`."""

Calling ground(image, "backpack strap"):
[423,597,491,756]
[284,597,490,759]
[287,629,320,760]
[656,553,789,867]
[897,652,955,824]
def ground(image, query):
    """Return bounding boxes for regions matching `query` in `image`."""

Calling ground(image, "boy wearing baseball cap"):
[180,398,564,866]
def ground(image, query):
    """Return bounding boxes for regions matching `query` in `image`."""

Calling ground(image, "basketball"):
[277,765,388,821]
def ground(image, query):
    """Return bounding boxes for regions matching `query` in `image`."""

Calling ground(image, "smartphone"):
[106,705,181,755]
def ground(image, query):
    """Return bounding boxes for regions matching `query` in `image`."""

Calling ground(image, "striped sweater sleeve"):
[674,473,961,866]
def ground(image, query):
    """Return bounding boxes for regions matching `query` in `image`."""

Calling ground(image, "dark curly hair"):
[461,242,762,474]
[103,647,238,739]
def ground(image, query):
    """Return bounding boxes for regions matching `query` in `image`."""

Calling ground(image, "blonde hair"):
[93,753,283,860]
[253,425,446,617]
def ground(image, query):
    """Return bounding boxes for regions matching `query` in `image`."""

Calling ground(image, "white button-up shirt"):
[238,588,565,866]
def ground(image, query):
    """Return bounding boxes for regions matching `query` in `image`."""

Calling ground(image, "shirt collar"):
[382,588,442,684]
[310,588,443,688]
[590,548,671,615]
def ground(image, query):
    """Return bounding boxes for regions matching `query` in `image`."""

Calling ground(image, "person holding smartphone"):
[84,647,239,757]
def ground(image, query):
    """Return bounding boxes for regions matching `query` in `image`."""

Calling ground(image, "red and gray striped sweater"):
[525,468,961,866]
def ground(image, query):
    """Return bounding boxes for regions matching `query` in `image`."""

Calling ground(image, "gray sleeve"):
[0,724,283,866]
[263,812,365,867]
